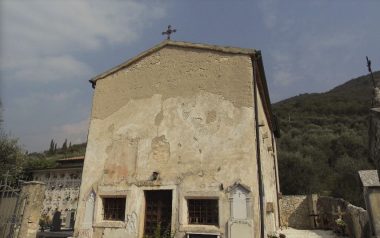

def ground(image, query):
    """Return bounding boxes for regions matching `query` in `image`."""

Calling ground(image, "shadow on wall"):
[288,197,311,229]
[280,195,312,229]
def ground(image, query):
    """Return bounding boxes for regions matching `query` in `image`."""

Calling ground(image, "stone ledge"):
[93,221,125,228]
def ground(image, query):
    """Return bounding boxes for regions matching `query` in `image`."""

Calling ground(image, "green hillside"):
[25,141,87,171]
[273,71,379,206]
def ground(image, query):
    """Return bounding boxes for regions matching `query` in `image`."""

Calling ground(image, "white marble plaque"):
[232,187,248,219]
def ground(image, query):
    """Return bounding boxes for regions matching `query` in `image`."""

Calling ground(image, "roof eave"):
[251,51,278,136]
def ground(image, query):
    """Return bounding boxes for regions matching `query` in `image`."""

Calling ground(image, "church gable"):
[92,43,255,119]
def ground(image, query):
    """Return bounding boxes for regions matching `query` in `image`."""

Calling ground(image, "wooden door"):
[144,190,172,237]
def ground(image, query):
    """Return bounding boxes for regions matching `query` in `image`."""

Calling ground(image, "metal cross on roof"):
[367,56,372,73]
[162,25,177,40]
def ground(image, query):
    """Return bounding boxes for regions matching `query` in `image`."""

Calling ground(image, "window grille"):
[188,199,219,225]
[103,197,126,221]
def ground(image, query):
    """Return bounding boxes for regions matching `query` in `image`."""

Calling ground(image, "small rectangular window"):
[103,197,126,221]
[188,199,218,225]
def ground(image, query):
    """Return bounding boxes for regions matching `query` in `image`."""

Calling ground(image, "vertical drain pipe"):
[252,54,265,238]
[272,133,282,228]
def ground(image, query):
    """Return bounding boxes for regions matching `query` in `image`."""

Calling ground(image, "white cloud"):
[257,0,279,29]
[13,89,81,108]
[0,0,167,151]
[0,0,167,82]
[270,51,299,86]
[7,55,92,82]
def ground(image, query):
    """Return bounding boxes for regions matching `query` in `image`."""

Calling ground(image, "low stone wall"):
[17,181,46,238]
[317,196,371,238]
[279,195,313,229]
[280,195,371,238]
[346,204,371,238]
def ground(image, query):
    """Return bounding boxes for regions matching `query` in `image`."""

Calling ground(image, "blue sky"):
[1,0,379,152]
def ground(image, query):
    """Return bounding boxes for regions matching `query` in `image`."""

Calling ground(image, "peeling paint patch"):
[150,135,170,161]
[103,137,138,184]
[154,110,163,126]
[206,110,217,124]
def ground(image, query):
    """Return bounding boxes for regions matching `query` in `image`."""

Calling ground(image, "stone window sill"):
[181,224,220,233]
[93,221,125,228]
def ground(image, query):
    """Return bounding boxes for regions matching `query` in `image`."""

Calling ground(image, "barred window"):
[103,197,126,221]
[188,199,219,225]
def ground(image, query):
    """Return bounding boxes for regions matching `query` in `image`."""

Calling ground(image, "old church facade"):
[74,41,280,238]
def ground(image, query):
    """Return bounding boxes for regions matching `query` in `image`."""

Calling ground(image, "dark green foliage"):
[62,139,68,151]
[273,72,380,206]
[25,141,87,172]
[25,152,57,170]
[0,132,26,181]
[0,99,3,127]
[48,139,55,155]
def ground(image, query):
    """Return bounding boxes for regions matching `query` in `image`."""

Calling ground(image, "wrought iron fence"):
[0,176,25,238]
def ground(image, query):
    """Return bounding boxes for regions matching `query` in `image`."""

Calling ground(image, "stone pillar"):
[17,181,46,238]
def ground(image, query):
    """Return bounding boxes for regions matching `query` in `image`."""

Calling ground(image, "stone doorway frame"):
[141,185,177,237]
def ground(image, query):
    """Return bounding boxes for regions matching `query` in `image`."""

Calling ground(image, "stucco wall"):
[255,85,280,235]
[92,46,254,120]
[75,46,278,238]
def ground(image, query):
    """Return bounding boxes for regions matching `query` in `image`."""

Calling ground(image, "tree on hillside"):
[62,139,67,151]
[0,99,26,181]
[0,132,25,181]
[273,72,378,206]
[48,139,55,155]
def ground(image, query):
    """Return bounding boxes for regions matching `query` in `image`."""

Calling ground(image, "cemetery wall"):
[33,168,82,226]
[317,196,371,238]
[279,195,312,229]
[280,195,371,238]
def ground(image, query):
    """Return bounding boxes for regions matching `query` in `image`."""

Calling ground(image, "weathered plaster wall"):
[255,85,280,235]
[92,46,254,120]
[75,46,277,238]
